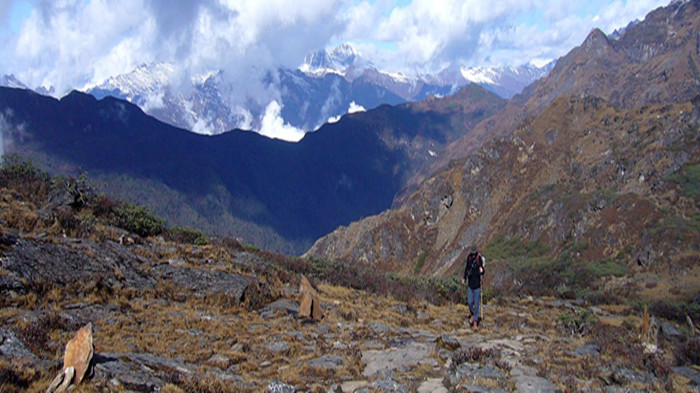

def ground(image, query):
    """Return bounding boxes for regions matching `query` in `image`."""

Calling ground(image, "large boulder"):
[298,275,323,321]
[1,237,156,291]
[153,264,253,305]
[63,323,94,385]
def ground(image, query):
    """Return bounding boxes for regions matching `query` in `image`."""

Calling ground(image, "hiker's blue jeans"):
[468,287,481,322]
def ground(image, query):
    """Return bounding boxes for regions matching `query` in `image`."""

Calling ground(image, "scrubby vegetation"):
[0,156,468,310]
[667,163,700,199]
[556,307,598,336]
[482,234,638,303]
[0,154,193,241]
[113,204,165,238]
[256,254,467,307]
[166,225,208,246]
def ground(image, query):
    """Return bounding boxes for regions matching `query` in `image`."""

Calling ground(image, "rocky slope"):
[306,0,700,300]
[307,96,700,284]
[525,1,700,112]
[1,170,698,392]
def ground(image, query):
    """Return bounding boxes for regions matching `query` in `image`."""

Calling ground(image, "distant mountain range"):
[2,44,551,139]
[0,81,505,254]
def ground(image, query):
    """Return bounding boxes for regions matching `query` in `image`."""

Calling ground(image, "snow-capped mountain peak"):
[330,43,359,64]
[299,43,365,77]
[7,41,554,141]
[92,62,175,95]
[459,62,555,98]
[460,66,499,85]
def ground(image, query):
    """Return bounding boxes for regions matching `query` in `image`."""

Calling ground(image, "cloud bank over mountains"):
[0,0,667,139]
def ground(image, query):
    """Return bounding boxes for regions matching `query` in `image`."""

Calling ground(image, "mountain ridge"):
[0,81,505,254]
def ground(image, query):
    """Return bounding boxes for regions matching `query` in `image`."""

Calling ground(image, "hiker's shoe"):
[469,315,474,324]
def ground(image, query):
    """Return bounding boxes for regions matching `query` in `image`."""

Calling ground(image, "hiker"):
[462,245,485,330]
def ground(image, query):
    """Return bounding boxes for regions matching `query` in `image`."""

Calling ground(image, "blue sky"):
[2,1,31,35]
[0,0,668,95]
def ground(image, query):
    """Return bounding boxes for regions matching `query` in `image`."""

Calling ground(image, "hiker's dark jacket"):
[463,252,484,290]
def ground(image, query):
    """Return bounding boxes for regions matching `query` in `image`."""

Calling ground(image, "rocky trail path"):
[1,234,699,392]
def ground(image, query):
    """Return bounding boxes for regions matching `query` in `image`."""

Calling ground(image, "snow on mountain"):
[87,64,251,136]
[460,67,500,85]
[299,43,366,78]
[301,44,554,101]
[460,62,555,98]
[6,42,553,140]
[1,74,28,90]
[1,74,54,96]
[88,63,176,113]
[93,63,174,96]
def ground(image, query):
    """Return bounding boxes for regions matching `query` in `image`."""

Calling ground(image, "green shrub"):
[167,226,207,245]
[0,154,51,203]
[676,337,700,366]
[295,256,466,306]
[91,194,120,218]
[484,235,551,271]
[481,287,500,305]
[666,163,700,199]
[557,307,598,336]
[414,251,427,274]
[586,257,629,278]
[0,154,47,181]
[114,204,165,237]
[647,300,700,324]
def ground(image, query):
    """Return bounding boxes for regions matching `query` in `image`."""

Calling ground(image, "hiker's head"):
[470,245,478,253]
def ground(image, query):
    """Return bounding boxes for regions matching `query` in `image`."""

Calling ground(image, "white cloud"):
[4,0,345,98]
[340,0,667,72]
[2,0,670,93]
[231,106,254,131]
[594,0,667,33]
[317,78,343,129]
[191,117,216,136]
[348,101,366,114]
[140,91,165,112]
[323,100,366,127]
[259,100,305,142]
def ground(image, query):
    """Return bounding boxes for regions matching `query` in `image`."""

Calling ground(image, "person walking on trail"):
[462,245,485,330]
